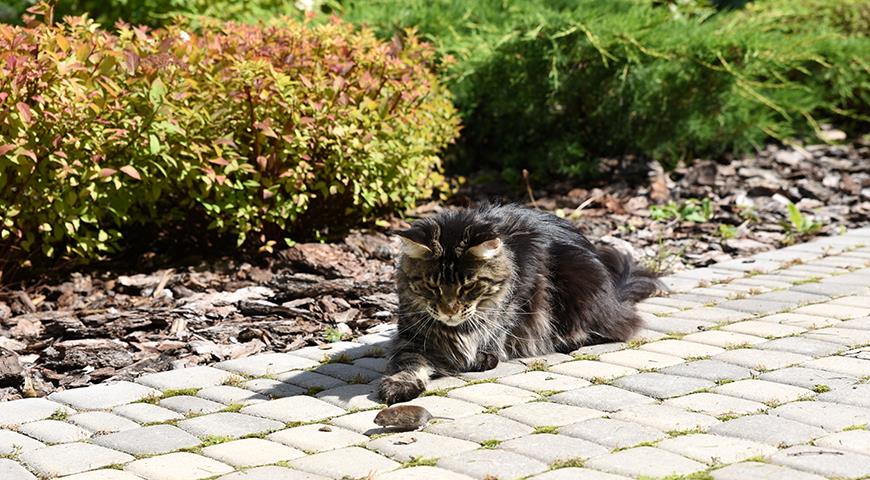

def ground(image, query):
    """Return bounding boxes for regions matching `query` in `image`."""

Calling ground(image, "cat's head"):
[394,212,513,327]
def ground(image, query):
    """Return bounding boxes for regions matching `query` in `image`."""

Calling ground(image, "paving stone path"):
[2,228,870,480]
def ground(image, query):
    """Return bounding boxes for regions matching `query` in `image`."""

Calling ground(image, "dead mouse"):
[374,405,450,431]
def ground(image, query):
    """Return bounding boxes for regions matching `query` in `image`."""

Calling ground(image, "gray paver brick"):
[549,360,637,381]
[425,413,533,443]
[498,433,609,463]
[438,448,547,480]
[721,320,806,338]
[159,395,225,415]
[0,459,35,480]
[68,411,140,434]
[497,371,591,392]
[681,330,767,348]
[716,298,792,315]
[447,382,540,408]
[818,384,870,408]
[290,342,377,363]
[709,414,827,447]
[20,442,133,477]
[213,353,318,376]
[612,404,720,433]
[275,371,346,391]
[805,327,870,346]
[124,452,233,480]
[585,446,706,478]
[49,382,160,410]
[177,412,284,439]
[368,431,479,462]
[376,466,474,480]
[770,401,870,431]
[795,303,870,319]
[327,409,383,435]
[55,470,144,480]
[315,383,381,410]
[712,379,815,404]
[242,379,306,399]
[756,336,845,357]
[240,396,346,423]
[711,462,827,480]
[497,402,605,427]
[0,398,74,427]
[794,281,870,297]
[713,348,811,370]
[136,366,232,391]
[216,466,329,480]
[560,418,666,449]
[18,419,91,444]
[611,372,714,399]
[459,361,526,381]
[768,445,870,479]
[197,386,268,405]
[290,446,399,479]
[814,429,870,456]
[201,438,304,467]
[805,356,870,377]
[528,468,631,480]
[640,315,717,335]
[660,359,752,382]
[598,349,684,370]
[550,385,656,412]
[752,290,829,306]
[657,433,776,465]
[311,363,381,384]
[760,312,842,329]
[268,424,369,453]
[638,339,725,358]
[0,429,44,455]
[111,403,183,424]
[759,367,859,391]
[669,307,753,323]
[665,392,767,417]
[93,425,201,455]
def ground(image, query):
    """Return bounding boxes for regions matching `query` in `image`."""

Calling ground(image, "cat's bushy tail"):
[597,246,664,304]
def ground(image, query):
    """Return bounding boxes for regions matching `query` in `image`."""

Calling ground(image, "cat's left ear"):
[468,238,502,259]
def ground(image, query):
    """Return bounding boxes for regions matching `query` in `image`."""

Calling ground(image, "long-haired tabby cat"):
[378,204,662,404]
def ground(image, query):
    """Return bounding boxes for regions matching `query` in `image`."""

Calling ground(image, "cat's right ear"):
[394,231,432,259]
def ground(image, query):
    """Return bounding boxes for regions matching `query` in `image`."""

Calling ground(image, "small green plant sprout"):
[524,359,549,372]
[480,439,501,449]
[783,202,822,240]
[49,409,70,421]
[718,224,738,239]
[533,425,559,434]
[650,198,714,223]
[812,384,831,393]
[322,326,345,343]
[550,457,585,469]
[403,457,438,468]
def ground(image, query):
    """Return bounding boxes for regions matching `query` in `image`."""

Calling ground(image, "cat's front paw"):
[469,351,499,372]
[378,372,425,405]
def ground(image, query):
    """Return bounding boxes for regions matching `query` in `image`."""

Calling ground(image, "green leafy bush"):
[339,0,869,179]
[0,13,458,272]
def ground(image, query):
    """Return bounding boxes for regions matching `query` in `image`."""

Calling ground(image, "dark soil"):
[1,138,867,400]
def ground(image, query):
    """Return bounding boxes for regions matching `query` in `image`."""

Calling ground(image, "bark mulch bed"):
[1,139,867,400]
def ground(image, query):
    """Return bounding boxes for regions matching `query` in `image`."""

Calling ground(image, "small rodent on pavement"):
[373,405,440,430]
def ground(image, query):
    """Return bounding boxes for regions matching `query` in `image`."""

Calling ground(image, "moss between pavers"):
[532,425,559,434]
[549,457,585,469]
[402,457,438,468]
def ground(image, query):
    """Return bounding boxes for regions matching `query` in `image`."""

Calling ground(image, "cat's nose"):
[438,302,461,316]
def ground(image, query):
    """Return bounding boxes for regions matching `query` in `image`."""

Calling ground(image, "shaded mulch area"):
[1,140,867,400]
